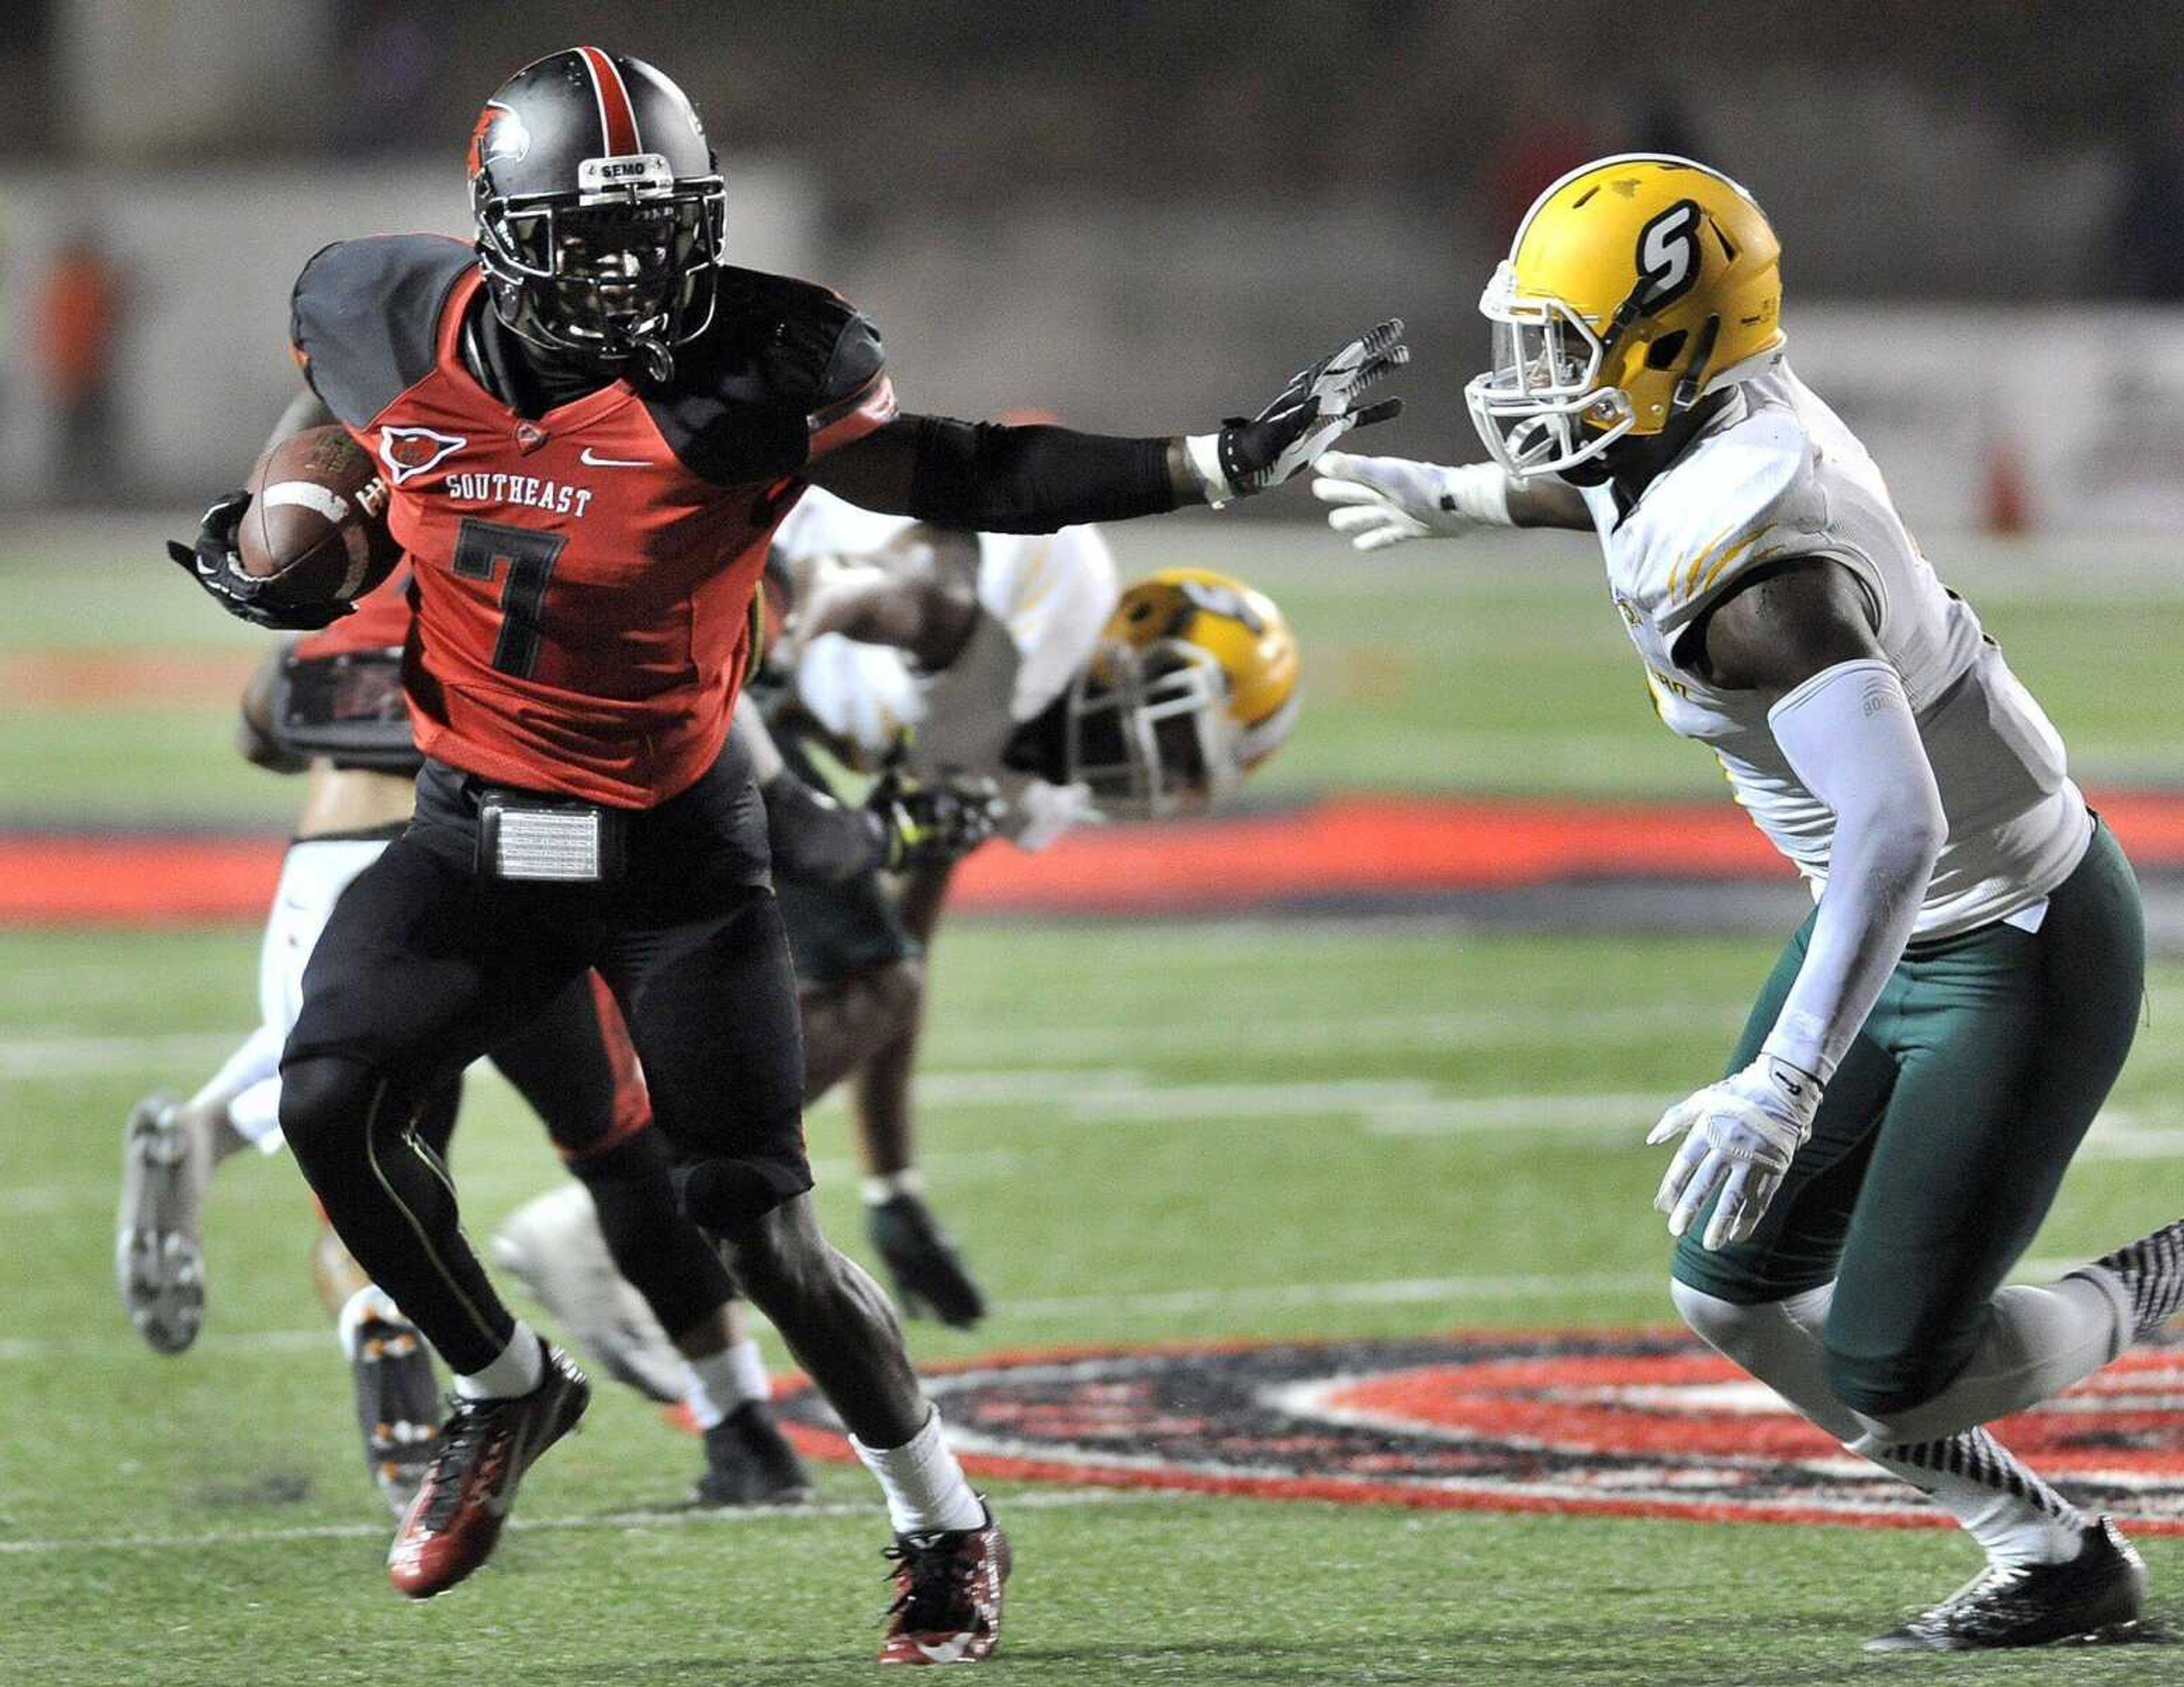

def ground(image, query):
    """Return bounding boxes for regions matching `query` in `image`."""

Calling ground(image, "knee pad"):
[1822,1334,1962,1422]
[276,1054,384,1166]
[673,1153,812,1238]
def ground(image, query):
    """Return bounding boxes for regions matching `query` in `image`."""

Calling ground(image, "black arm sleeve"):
[904,417,1178,534]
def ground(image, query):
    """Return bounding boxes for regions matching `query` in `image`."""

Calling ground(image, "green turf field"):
[4,517,2183,824]
[4,919,2182,1684]
[5,516,2184,1681]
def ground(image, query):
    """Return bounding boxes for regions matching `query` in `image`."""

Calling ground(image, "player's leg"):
[602,884,1004,1660]
[321,1075,459,1515]
[278,821,592,1595]
[1822,822,2154,1447]
[1669,919,2108,1617]
[487,970,809,1504]
[117,833,391,1352]
[783,859,987,1327]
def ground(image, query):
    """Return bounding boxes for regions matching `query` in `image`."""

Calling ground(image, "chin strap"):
[629,334,675,385]
[1671,314,1723,413]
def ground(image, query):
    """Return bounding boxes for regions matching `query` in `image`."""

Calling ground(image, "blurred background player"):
[1313,152,2184,1652]
[494,488,1299,1394]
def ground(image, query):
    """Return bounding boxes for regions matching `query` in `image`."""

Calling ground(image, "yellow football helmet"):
[1465,154,1785,478]
[1065,568,1299,817]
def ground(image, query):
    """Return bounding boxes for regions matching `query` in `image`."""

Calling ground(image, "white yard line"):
[0,1483,1172,1558]
[0,1003,1749,1082]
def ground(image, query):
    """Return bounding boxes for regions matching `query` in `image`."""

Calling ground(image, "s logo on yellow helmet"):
[1637,201,1702,311]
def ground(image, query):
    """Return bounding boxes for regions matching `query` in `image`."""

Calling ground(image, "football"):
[236,424,402,607]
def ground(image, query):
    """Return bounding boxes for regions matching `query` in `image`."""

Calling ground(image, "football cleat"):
[492,1185,686,1404]
[341,1291,442,1517]
[878,1502,1010,1665]
[386,1342,589,1599]
[1864,1517,2149,1652]
[867,1193,987,1329]
[689,1400,814,1508]
[115,1093,208,1354]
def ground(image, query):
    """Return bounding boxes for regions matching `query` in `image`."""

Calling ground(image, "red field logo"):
[776,1330,2184,1533]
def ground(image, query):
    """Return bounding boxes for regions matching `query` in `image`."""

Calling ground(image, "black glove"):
[1214,318,1408,499]
[869,769,1006,872]
[166,491,353,631]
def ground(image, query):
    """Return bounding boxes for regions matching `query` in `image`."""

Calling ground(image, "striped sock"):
[1879,1428,2087,1566]
[2083,1218,2184,1340]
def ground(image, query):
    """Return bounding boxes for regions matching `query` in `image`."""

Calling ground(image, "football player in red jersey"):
[169,45,1401,1658]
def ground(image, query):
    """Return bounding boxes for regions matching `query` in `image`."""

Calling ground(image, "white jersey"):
[774,487,1119,843]
[1578,364,2088,939]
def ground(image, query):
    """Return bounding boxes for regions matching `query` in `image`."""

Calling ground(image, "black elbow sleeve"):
[905,417,1176,533]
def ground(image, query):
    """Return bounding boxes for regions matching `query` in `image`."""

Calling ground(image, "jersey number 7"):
[453,518,568,679]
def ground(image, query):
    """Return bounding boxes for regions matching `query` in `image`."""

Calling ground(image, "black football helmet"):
[467,47,727,378]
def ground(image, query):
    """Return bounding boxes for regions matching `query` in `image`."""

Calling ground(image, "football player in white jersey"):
[1313,155,2183,1652]
[494,487,1301,1377]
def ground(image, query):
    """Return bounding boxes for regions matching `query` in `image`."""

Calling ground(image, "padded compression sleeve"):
[1761,658,1946,1081]
[905,417,1177,533]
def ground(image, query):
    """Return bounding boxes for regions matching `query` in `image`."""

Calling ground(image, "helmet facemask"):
[475,157,726,379]
[1463,262,1635,479]
[1064,639,1242,820]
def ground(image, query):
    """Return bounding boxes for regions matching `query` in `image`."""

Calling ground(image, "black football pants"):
[280,745,806,1375]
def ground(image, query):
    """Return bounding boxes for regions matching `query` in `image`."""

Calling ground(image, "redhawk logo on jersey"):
[379,427,469,487]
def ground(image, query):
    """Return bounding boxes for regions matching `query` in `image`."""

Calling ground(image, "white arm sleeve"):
[1760,658,1946,1083]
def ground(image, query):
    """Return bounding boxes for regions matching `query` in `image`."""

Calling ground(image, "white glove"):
[1012,779,1103,853]
[1647,1055,1822,1252]
[1310,451,1515,551]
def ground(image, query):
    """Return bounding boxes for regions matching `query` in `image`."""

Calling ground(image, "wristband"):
[1184,433,1236,508]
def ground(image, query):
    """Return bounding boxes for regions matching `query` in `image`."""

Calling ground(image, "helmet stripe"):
[575,45,642,155]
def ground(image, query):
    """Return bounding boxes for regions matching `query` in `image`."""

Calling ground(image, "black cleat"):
[867,1193,987,1329]
[690,1400,813,1507]
[1865,1517,2149,1652]
[344,1299,442,1518]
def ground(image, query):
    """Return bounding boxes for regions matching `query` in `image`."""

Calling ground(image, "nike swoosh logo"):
[579,448,650,468]
[915,1638,972,1664]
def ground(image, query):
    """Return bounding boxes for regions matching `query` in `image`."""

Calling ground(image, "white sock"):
[1672,1280,2084,1566]
[1848,1273,2132,1450]
[727,1336,772,1403]
[682,1338,770,1430]
[1877,1430,2086,1567]
[863,1168,924,1205]
[454,1321,544,1402]
[851,1404,984,1535]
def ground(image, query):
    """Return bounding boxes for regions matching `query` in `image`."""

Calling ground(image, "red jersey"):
[289,235,895,807]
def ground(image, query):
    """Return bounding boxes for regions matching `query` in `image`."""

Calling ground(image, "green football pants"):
[1670,818,2145,1418]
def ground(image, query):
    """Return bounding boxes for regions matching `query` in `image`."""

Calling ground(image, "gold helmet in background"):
[1466,154,1785,478]
[1065,568,1300,818]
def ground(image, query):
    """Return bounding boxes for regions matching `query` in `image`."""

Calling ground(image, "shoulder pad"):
[646,271,891,485]
[291,236,476,430]
[714,268,886,417]
[1636,410,1820,636]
